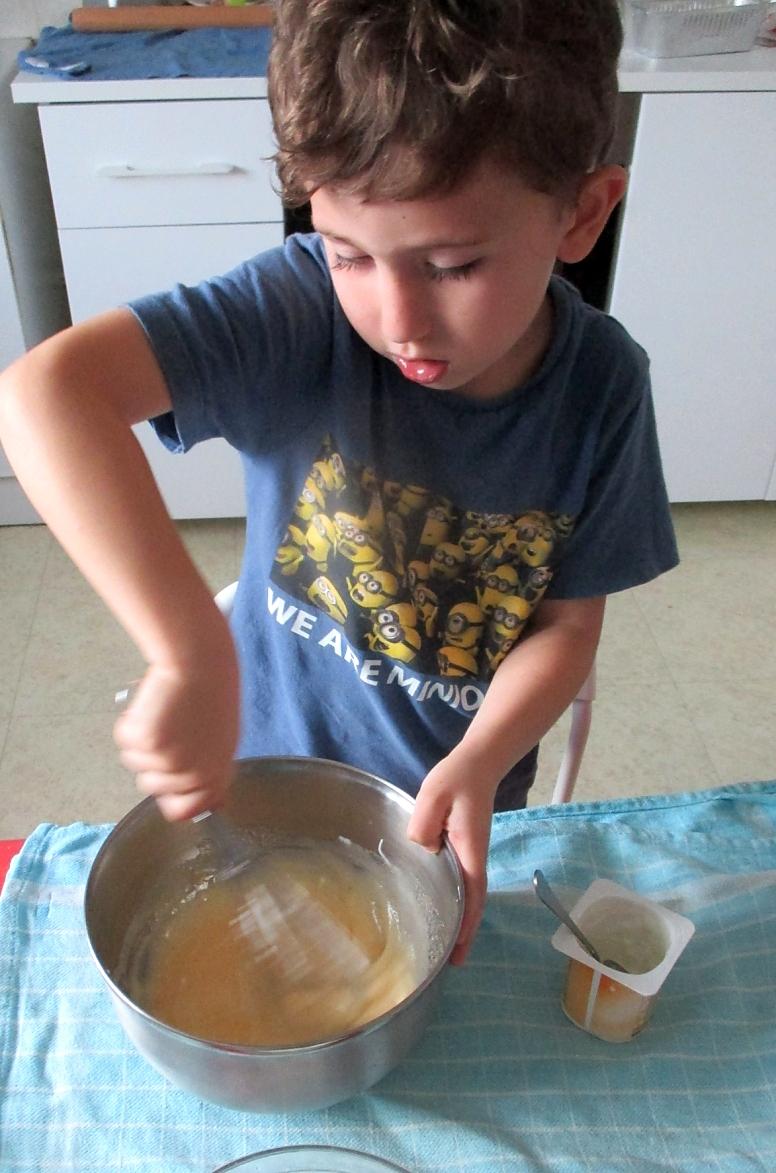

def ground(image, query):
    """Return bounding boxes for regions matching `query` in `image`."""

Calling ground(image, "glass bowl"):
[214,1146,409,1172]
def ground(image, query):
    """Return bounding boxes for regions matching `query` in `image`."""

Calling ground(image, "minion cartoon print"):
[271,436,576,681]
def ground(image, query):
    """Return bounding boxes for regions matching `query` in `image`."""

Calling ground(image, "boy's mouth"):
[395,357,449,385]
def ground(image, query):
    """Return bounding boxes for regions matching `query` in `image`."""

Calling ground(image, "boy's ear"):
[556,165,628,264]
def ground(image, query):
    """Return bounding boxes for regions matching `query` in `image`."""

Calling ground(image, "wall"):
[0,0,184,38]
[0,3,74,40]
[0,41,69,348]
[0,26,71,522]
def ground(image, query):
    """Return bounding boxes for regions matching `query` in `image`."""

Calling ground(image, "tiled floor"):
[1,502,775,838]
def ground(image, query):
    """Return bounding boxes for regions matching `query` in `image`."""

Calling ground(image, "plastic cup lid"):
[550,878,695,996]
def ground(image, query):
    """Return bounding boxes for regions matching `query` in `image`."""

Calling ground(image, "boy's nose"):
[379,271,431,346]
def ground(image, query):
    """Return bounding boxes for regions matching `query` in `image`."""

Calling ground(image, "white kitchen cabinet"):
[57,223,281,321]
[38,100,281,230]
[36,97,285,519]
[609,91,776,502]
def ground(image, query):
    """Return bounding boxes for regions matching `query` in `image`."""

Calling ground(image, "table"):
[2,783,775,1172]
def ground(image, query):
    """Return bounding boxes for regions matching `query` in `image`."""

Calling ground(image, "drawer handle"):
[96,162,239,179]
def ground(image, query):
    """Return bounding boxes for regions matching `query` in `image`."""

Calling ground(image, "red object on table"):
[0,840,25,890]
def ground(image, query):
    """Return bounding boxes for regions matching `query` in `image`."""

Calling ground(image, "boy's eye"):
[426,260,481,282]
[329,252,481,281]
[330,253,369,272]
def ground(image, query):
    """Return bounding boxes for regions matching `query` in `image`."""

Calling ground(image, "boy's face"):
[310,159,579,401]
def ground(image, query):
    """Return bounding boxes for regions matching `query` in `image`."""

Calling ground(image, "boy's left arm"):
[407,595,605,965]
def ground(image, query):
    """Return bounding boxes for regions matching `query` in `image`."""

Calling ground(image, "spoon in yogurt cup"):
[532,869,628,973]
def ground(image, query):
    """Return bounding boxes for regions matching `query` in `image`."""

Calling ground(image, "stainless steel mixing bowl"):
[84,756,463,1113]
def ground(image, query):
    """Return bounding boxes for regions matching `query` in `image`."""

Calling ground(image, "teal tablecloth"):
[2,782,775,1171]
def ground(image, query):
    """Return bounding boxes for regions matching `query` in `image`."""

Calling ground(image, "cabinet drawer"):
[58,222,284,322]
[39,100,282,229]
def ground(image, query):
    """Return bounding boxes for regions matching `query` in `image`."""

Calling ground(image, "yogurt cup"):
[551,879,695,1043]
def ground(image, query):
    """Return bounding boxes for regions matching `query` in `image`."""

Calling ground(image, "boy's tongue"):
[396,357,448,385]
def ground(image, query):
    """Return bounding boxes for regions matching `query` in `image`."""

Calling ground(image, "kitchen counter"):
[618,43,776,90]
[11,45,776,103]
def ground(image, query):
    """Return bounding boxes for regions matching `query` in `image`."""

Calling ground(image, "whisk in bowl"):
[192,808,371,987]
[115,686,369,988]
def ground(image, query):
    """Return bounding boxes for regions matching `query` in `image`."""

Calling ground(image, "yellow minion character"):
[429,541,466,585]
[482,595,531,672]
[310,460,337,495]
[476,563,520,614]
[363,491,386,539]
[444,601,485,651]
[294,475,327,522]
[412,583,439,638]
[518,565,553,604]
[325,451,347,492]
[366,611,421,663]
[437,645,479,677]
[509,512,556,566]
[395,483,431,518]
[334,512,383,571]
[491,594,531,634]
[274,523,307,576]
[479,512,514,539]
[333,510,361,535]
[406,559,430,592]
[386,510,407,575]
[307,575,348,625]
[482,636,518,676]
[375,603,419,632]
[419,500,453,548]
[348,568,400,609]
[463,509,488,530]
[305,513,338,571]
[459,525,492,565]
[335,502,383,541]
[554,513,575,539]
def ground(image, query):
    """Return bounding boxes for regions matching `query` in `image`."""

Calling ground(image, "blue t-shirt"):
[129,233,678,795]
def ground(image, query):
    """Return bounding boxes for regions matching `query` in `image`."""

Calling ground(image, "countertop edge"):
[10,46,776,103]
[11,73,269,103]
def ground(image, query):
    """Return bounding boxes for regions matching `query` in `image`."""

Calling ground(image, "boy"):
[0,0,677,963]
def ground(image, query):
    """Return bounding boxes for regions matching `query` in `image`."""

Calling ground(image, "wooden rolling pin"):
[70,5,275,32]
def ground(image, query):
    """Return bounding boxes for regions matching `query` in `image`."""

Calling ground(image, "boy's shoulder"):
[201,231,336,331]
[238,231,329,284]
[209,231,331,308]
[548,275,650,398]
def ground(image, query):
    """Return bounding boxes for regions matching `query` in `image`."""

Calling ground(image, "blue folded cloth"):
[2,781,776,1171]
[18,23,271,80]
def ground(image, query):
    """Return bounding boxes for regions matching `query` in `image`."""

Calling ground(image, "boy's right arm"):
[0,310,239,819]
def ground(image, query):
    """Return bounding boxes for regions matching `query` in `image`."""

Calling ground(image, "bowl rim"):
[84,755,464,1055]
[213,1143,410,1171]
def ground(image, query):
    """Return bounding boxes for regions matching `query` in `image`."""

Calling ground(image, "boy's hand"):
[408,598,607,963]
[114,655,239,821]
[407,752,497,966]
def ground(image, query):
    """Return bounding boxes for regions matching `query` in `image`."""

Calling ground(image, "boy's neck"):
[453,290,554,403]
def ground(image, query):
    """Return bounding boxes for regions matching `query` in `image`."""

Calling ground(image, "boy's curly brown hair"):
[268,0,622,206]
